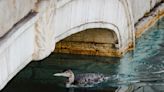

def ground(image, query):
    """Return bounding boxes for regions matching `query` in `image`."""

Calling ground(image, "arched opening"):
[54,28,121,57]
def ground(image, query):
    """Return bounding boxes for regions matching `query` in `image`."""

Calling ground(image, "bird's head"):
[53,69,74,78]
[53,69,75,87]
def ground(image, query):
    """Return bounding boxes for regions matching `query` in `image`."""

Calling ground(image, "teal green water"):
[2,18,164,92]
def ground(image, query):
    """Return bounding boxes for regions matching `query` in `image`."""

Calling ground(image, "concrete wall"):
[130,0,162,23]
[0,14,36,90]
[0,0,37,37]
[135,2,164,38]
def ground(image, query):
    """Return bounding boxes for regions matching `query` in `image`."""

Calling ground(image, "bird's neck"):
[66,74,75,87]
[68,73,75,84]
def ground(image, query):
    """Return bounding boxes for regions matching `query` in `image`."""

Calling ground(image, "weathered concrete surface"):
[130,0,162,23]
[0,14,37,90]
[32,0,56,60]
[135,2,164,38]
[0,0,37,37]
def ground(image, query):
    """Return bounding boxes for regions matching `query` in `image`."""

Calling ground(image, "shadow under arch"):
[54,22,123,57]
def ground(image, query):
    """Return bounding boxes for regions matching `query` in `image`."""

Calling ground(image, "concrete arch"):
[54,0,134,53]
[55,22,121,49]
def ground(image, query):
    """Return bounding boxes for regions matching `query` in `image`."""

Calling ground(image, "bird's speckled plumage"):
[54,69,109,88]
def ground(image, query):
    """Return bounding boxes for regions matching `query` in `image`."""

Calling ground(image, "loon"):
[53,69,109,88]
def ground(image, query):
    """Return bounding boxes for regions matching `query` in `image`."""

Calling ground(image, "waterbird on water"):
[53,69,110,88]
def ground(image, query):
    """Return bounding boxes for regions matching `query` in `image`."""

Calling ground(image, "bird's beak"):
[53,72,69,77]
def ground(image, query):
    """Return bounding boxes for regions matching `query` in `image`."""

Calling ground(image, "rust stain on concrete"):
[135,3,164,38]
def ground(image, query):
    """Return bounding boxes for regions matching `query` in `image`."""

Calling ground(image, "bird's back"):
[74,73,109,87]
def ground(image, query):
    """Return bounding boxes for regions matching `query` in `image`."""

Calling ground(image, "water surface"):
[2,18,164,92]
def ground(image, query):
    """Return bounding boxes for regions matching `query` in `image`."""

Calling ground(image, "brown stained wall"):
[62,28,118,44]
[54,28,122,57]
